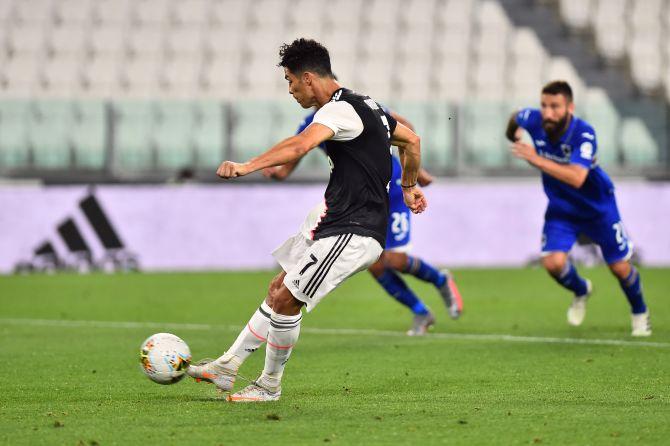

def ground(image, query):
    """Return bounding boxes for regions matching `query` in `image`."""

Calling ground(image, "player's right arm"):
[262,158,301,180]
[391,123,427,214]
[216,124,333,179]
[505,111,523,142]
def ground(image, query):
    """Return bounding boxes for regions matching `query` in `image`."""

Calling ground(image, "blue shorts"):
[542,208,633,264]
[385,208,411,252]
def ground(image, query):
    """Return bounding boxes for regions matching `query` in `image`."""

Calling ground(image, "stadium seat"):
[41,56,83,96]
[153,100,196,170]
[28,100,75,169]
[161,55,202,98]
[14,0,55,26]
[559,0,593,31]
[0,100,31,168]
[620,117,660,166]
[8,25,47,55]
[463,101,509,167]
[0,1,15,24]
[54,0,93,26]
[127,28,164,59]
[2,55,41,96]
[92,0,131,26]
[583,88,621,167]
[231,100,280,159]
[131,0,172,28]
[113,100,156,170]
[82,56,121,97]
[324,0,363,30]
[71,100,106,168]
[165,28,203,58]
[209,0,251,30]
[172,0,209,27]
[438,0,475,34]
[121,57,161,97]
[402,0,437,29]
[89,25,128,57]
[201,54,242,99]
[365,0,401,29]
[192,101,225,169]
[48,25,87,58]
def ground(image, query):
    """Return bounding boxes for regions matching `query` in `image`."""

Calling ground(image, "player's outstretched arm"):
[216,123,334,179]
[391,123,427,214]
[510,141,589,188]
[262,159,301,181]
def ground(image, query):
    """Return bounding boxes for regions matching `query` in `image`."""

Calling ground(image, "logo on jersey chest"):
[538,144,571,164]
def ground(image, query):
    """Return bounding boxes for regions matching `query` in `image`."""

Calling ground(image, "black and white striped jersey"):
[308,88,397,247]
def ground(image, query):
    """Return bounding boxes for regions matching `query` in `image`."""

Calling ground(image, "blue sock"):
[619,267,647,314]
[554,262,588,296]
[404,256,446,288]
[376,269,429,315]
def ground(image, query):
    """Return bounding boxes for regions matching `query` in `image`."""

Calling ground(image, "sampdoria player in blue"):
[264,108,463,336]
[506,80,651,336]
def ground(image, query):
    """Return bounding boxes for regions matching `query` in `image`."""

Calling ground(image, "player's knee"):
[608,260,631,280]
[368,259,385,278]
[270,285,303,316]
[382,252,407,271]
[542,254,566,276]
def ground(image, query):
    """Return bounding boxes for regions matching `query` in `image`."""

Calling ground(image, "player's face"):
[540,93,573,134]
[284,68,316,109]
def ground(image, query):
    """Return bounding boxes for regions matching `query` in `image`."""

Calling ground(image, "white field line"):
[1,317,669,349]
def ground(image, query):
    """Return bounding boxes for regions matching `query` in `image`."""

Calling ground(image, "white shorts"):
[272,232,383,312]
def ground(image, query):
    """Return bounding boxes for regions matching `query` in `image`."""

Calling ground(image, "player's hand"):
[403,186,427,214]
[511,141,538,164]
[216,161,248,179]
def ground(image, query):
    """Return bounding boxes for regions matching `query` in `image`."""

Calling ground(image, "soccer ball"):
[139,333,191,385]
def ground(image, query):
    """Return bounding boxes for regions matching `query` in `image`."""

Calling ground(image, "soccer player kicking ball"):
[264,110,463,336]
[505,80,651,337]
[187,38,427,402]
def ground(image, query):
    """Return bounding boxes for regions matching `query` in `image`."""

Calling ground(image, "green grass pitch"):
[1,267,669,445]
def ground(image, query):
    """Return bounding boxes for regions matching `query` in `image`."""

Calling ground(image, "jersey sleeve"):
[382,107,398,135]
[515,108,542,131]
[312,101,364,141]
[570,126,598,169]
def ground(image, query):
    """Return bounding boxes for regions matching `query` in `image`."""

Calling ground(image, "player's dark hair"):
[542,81,573,102]
[278,38,334,78]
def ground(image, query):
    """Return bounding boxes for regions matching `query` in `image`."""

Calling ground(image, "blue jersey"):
[297,110,411,249]
[516,108,617,219]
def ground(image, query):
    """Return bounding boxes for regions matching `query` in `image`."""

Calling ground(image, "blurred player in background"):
[187,38,427,402]
[264,109,463,336]
[506,80,651,337]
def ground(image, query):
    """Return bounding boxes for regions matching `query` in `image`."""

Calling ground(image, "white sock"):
[217,301,272,366]
[257,312,302,391]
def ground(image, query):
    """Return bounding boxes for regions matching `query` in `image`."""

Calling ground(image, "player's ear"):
[302,72,312,85]
[568,100,575,114]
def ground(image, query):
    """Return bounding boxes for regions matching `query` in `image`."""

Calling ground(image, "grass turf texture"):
[0,267,668,445]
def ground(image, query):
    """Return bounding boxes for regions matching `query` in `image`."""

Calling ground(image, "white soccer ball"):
[139,333,191,385]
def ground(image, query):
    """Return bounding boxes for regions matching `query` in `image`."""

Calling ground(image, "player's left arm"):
[511,141,589,188]
[216,124,333,178]
[388,110,432,187]
[391,123,427,213]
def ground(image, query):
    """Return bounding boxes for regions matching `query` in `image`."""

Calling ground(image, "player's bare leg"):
[608,260,650,336]
[186,272,286,391]
[228,284,303,402]
[369,254,434,336]
[542,252,592,326]
[386,252,463,319]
